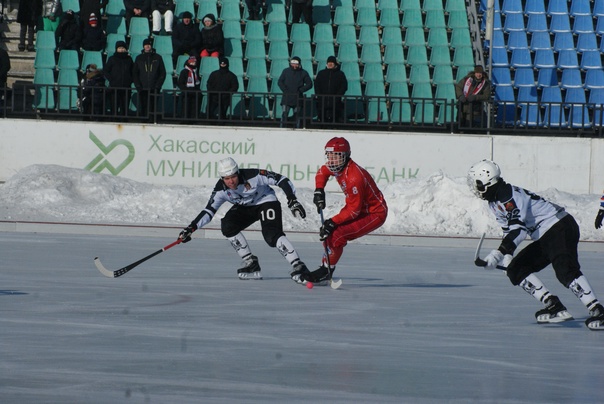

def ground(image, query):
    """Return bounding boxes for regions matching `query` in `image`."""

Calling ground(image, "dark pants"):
[221,201,285,247]
[109,88,131,116]
[208,94,232,119]
[137,89,158,119]
[180,91,201,119]
[506,214,583,287]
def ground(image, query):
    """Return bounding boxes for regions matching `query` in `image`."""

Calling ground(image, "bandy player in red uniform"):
[305,137,389,284]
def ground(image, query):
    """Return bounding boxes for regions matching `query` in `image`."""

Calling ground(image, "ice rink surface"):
[2,231,603,403]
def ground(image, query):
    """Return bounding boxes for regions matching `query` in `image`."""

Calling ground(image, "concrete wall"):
[1,119,602,194]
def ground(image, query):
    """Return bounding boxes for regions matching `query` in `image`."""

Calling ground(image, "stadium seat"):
[362,63,384,83]
[506,31,528,50]
[408,64,431,84]
[338,43,360,63]
[576,33,598,53]
[494,84,516,126]
[565,88,591,128]
[385,63,408,84]
[335,25,357,45]
[423,0,445,12]
[105,33,126,56]
[222,20,242,40]
[533,49,556,69]
[197,1,218,20]
[268,59,289,80]
[424,10,446,29]
[266,2,287,23]
[509,48,532,68]
[536,68,558,88]
[244,20,266,42]
[378,0,400,12]
[449,29,471,49]
[513,68,535,88]
[553,32,576,52]
[580,51,603,70]
[34,48,56,70]
[388,81,412,123]
[448,10,470,30]
[547,0,568,15]
[400,0,422,10]
[529,31,551,51]
[549,14,571,33]
[314,42,335,64]
[432,65,454,85]
[429,46,452,66]
[595,1,604,17]
[57,50,80,70]
[517,86,541,127]
[56,69,79,111]
[557,50,579,69]
[333,7,355,26]
[355,7,378,27]
[541,86,567,128]
[379,11,402,28]
[560,68,583,89]
[406,46,428,65]
[502,13,525,33]
[312,23,333,44]
[290,23,311,43]
[244,39,267,60]
[267,41,290,61]
[340,62,361,82]
[358,26,380,46]
[106,0,125,16]
[33,68,56,110]
[490,47,509,67]
[445,0,465,12]
[403,27,426,47]
[526,13,548,33]
[383,45,405,65]
[585,69,604,89]
[491,67,512,87]
[291,42,313,62]
[360,45,382,64]
[224,37,244,58]
[402,9,423,28]
[35,30,57,50]
[427,28,448,49]
[524,0,546,15]
[175,0,195,18]
[501,0,523,14]
[153,35,173,56]
[80,50,104,71]
[245,58,268,79]
[382,26,403,47]
[452,46,474,67]
[128,17,150,37]
[62,0,80,13]
[219,2,242,22]
[572,15,595,34]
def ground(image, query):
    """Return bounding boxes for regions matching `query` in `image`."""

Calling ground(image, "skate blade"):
[586,320,604,330]
[238,272,263,280]
[536,311,573,324]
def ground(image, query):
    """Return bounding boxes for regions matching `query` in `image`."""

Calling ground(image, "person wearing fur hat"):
[151,0,175,35]
[177,55,202,119]
[314,55,348,125]
[277,56,313,128]
[104,40,134,116]
[454,65,491,128]
[206,57,239,120]
[133,37,167,120]
[80,63,106,117]
[171,11,201,64]
[81,13,107,51]
[199,14,224,58]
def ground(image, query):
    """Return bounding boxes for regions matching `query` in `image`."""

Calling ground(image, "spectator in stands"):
[81,13,106,51]
[206,57,239,120]
[42,0,62,32]
[124,0,152,32]
[455,65,492,128]
[277,56,313,128]
[80,63,106,117]
[55,9,82,51]
[171,11,201,64]
[291,0,313,33]
[133,37,166,120]
[177,55,201,119]
[79,0,108,28]
[199,14,223,59]
[151,0,175,35]
[0,46,10,110]
[244,0,262,21]
[104,40,134,116]
[17,0,43,52]
[314,55,348,125]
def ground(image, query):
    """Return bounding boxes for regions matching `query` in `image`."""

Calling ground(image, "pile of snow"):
[1,165,602,241]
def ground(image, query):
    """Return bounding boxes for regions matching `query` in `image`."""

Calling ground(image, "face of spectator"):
[143,44,152,52]
[326,62,336,69]
[117,46,127,53]
[204,19,212,27]
[474,72,483,81]
[183,17,191,25]
[290,61,300,70]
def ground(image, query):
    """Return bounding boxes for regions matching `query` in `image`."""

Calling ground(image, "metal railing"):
[1,83,602,137]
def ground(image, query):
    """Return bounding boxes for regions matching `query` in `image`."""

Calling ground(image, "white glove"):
[484,250,504,268]
[501,254,513,268]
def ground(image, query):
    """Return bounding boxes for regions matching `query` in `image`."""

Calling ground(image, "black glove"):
[313,188,326,213]
[179,224,196,243]
[288,198,306,219]
[320,218,337,241]
[458,95,467,103]
[467,95,476,102]
[596,209,604,229]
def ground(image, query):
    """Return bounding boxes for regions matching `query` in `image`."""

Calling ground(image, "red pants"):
[324,212,387,266]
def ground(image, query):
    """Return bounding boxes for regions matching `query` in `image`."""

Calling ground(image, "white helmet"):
[467,159,501,198]
[217,157,239,177]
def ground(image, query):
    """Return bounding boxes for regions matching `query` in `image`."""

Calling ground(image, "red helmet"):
[324,137,351,173]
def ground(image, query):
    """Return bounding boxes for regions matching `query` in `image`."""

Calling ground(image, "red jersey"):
[315,159,388,225]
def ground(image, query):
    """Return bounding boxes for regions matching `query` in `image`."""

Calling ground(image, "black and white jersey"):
[489,183,567,253]
[191,168,297,229]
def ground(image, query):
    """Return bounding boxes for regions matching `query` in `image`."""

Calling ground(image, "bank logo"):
[85,131,135,175]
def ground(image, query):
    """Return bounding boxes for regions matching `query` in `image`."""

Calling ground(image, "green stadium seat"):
[267,22,288,43]
[314,42,336,64]
[429,46,452,66]
[362,63,384,83]
[33,68,56,110]
[290,23,311,43]
[56,69,79,111]
[337,43,359,63]
[402,9,423,28]
[313,23,334,44]
[244,20,265,42]
[425,10,446,29]
[383,45,405,65]
[409,64,431,84]
[128,17,150,37]
[34,49,56,70]
[244,39,266,60]
[106,0,125,16]
[406,46,428,65]
[35,30,57,50]
[385,63,408,84]
[355,7,378,26]
[427,28,449,48]
[358,26,380,46]
[197,0,218,20]
[381,26,403,46]
[403,27,426,47]
[245,58,268,79]
[222,20,243,40]
[80,50,104,71]
[335,25,357,45]
[57,50,80,70]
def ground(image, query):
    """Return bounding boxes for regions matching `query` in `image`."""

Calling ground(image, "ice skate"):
[585,304,604,330]
[535,295,573,324]
[237,255,262,280]
[307,265,334,286]
[290,260,310,284]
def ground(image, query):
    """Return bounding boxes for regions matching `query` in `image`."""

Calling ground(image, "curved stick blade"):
[330,278,343,290]
[94,257,117,278]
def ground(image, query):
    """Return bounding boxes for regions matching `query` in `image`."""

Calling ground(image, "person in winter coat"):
[104,40,134,116]
[80,63,106,117]
[455,65,491,128]
[81,13,106,51]
[0,46,10,109]
[55,9,82,51]
[42,0,62,32]
[206,57,239,120]
[133,37,166,120]
[199,13,223,58]
[277,56,312,128]
[171,11,201,64]
[17,0,43,51]
[124,0,151,32]
[79,0,108,28]
[177,55,201,119]
[291,0,312,34]
[151,0,174,35]
[314,55,348,125]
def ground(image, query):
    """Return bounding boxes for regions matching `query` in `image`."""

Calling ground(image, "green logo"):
[85,131,135,175]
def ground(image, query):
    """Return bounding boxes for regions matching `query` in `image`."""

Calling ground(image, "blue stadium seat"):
[513,68,535,88]
[517,86,541,127]
[549,14,571,33]
[576,33,598,52]
[572,15,595,34]
[501,0,523,14]
[490,47,509,67]
[557,50,579,69]
[524,0,546,15]
[503,13,525,32]
[560,68,583,89]
[529,31,551,51]
[553,32,575,52]
[541,87,567,128]
[494,84,516,126]
[564,88,591,128]
[547,0,568,15]
[526,13,548,33]
[509,48,532,68]
[580,51,603,70]
[536,68,558,88]
[533,49,556,69]
[507,31,528,50]
[569,0,591,16]
[491,67,512,87]
[585,69,604,89]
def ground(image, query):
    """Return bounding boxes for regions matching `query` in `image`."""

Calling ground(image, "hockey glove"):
[313,188,326,213]
[179,225,196,243]
[484,249,504,269]
[320,219,337,241]
[595,208,604,229]
[501,254,513,268]
[288,198,306,219]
